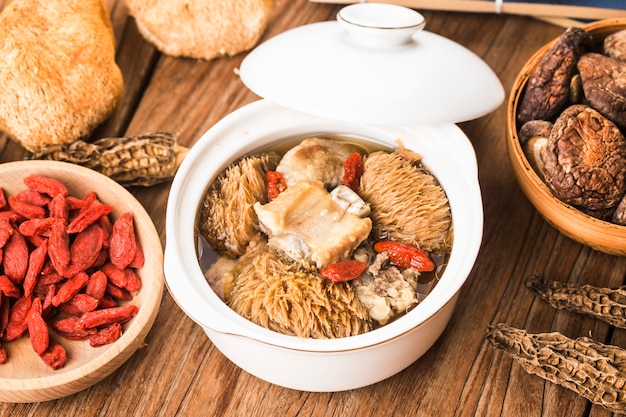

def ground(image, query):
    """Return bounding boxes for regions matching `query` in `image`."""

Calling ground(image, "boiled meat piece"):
[254,180,372,268]
[276,137,364,189]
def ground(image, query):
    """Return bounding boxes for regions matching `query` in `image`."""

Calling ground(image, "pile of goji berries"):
[0,175,143,369]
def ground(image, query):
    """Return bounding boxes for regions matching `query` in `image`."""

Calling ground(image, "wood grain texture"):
[1,0,625,416]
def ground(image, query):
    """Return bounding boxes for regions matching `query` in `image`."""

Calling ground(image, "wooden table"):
[2,1,626,416]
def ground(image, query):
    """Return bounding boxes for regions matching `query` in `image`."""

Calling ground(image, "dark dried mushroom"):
[613,195,626,225]
[519,120,553,177]
[540,104,626,211]
[517,27,593,125]
[569,74,583,104]
[198,152,280,258]
[604,28,626,62]
[578,53,626,127]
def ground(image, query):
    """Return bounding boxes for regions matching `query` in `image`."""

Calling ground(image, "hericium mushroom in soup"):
[196,136,453,339]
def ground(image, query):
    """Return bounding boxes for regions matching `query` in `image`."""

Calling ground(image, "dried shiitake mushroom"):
[518,120,553,177]
[604,28,626,62]
[517,27,593,125]
[540,104,626,211]
[578,53,626,128]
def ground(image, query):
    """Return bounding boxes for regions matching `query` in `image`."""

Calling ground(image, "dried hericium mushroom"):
[540,104,626,211]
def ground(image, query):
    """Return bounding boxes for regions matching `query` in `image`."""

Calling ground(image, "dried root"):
[486,323,626,414]
[29,132,188,187]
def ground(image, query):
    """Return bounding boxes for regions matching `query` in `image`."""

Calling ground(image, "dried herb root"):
[525,275,626,329]
[486,323,626,413]
[29,132,188,187]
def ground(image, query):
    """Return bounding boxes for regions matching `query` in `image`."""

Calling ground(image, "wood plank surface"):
[2,0,626,416]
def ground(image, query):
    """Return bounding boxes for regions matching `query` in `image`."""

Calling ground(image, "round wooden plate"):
[0,160,164,402]
[506,18,626,256]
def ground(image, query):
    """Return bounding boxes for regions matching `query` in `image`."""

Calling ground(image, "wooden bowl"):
[506,18,626,256]
[0,160,164,402]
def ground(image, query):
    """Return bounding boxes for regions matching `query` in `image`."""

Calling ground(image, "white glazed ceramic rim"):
[164,99,483,353]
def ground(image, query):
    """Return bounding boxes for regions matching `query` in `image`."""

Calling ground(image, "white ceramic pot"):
[164,99,483,391]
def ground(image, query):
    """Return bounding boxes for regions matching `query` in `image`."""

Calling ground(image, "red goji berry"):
[106,283,132,301]
[0,187,6,210]
[129,241,144,268]
[48,193,68,220]
[39,339,67,370]
[49,316,96,340]
[98,295,118,309]
[41,284,55,316]
[23,240,48,298]
[109,212,137,270]
[52,271,89,307]
[321,260,367,283]
[0,217,12,248]
[0,343,6,364]
[3,230,29,283]
[27,297,49,355]
[5,296,32,341]
[36,271,64,288]
[0,274,21,298]
[373,241,435,272]
[64,223,105,277]
[24,175,68,198]
[342,152,364,192]
[124,268,142,293]
[66,202,114,234]
[86,270,108,301]
[0,294,10,337]
[61,293,99,314]
[0,210,22,223]
[100,262,127,288]
[18,217,55,237]
[16,190,51,207]
[48,218,70,276]
[8,196,46,219]
[89,323,122,347]
[266,171,287,201]
[78,304,138,329]
[66,191,96,210]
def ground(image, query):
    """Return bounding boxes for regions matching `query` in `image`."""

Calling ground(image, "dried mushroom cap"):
[517,27,593,125]
[518,120,553,144]
[604,29,626,62]
[228,244,372,339]
[578,53,626,128]
[613,195,626,225]
[198,152,280,258]
[519,120,553,178]
[541,105,626,211]
[359,143,452,253]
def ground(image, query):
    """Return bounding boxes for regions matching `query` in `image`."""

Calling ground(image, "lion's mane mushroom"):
[359,143,452,254]
[228,241,372,339]
[126,0,276,60]
[540,104,626,211]
[198,152,280,258]
[517,27,593,125]
[0,0,123,152]
[578,53,626,128]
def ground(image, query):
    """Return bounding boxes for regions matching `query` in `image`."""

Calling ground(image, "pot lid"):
[239,3,504,126]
